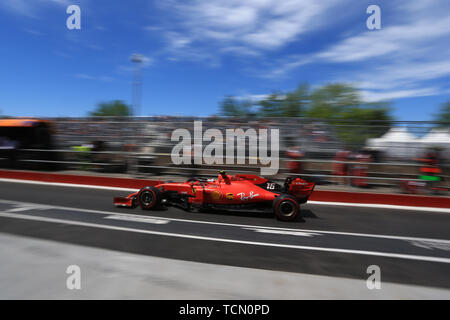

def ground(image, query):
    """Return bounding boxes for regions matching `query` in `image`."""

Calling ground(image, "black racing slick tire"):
[273,195,300,221]
[137,186,162,210]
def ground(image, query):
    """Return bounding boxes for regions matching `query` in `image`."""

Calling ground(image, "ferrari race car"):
[113,170,315,221]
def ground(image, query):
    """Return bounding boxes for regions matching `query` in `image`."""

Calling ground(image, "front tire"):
[273,195,299,221]
[137,186,162,210]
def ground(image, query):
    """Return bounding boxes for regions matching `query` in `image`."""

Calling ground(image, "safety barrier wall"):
[0,169,448,209]
[1,117,448,190]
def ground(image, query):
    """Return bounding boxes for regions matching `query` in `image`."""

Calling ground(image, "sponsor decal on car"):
[226,193,234,200]
[237,191,259,201]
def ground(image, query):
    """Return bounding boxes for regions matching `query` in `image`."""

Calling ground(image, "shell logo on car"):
[210,190,222,200]
[226,193,234,200]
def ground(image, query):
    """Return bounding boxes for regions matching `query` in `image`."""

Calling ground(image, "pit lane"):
[0,180,449,290]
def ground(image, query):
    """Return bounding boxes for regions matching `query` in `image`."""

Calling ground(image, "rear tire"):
[137,186,162,210]
[273,195,299,221]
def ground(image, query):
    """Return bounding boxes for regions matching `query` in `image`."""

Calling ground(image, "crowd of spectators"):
[39,117,448,194]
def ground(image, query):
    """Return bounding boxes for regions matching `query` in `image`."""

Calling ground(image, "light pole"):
[130,53,143,117]
[129,54,144,176]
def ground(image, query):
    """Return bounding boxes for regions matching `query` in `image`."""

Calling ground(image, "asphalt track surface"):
[0,180,449,291]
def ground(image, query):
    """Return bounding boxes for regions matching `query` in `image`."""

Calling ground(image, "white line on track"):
[0,199,449,244]
[0,209,449,264]
[104,214,169,224]
[0,178,137,192]
[0,199,450,264]
[244,228,321,237]
[308,201,450,213]
[0,177,448,213]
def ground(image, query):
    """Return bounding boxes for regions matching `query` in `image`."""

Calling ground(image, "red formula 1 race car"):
[113,170,315,221]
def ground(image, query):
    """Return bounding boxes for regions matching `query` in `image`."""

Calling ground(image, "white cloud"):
[54,51,71,58]
[235,94,271,101]
[165,32,192,49]
[24,28,45,36]
[86,44,103,51]
[317,16,450,63]
[74,74,114,82]
[1,0,71,17]
[153,0,350,59]
[360,88,440,102]
[355,59,450,91]
[265,0,450,100]
[262,54,313,78]
[1,0,35,17]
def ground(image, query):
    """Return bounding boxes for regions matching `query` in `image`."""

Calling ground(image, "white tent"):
[419,128,450,146]
[419,128,450,159]
[366,127,419,158]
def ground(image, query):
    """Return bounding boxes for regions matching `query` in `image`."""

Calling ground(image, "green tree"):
[258,92,284,117]
[337,104,392,148]
[89,100,133,117]
[306,83,361,119]
[217,83,392,148]
[306,83,392,148]
[279,84,310,118]
[434,101,450,127]
[219,96,254,118]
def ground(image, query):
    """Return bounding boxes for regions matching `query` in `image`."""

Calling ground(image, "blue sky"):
[0,0,449,120]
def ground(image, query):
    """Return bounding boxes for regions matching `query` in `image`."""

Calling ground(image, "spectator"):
[333,150,351,185]
[285,147,305,175]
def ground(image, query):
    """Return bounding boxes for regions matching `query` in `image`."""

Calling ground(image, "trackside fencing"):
[0,117,448,192]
